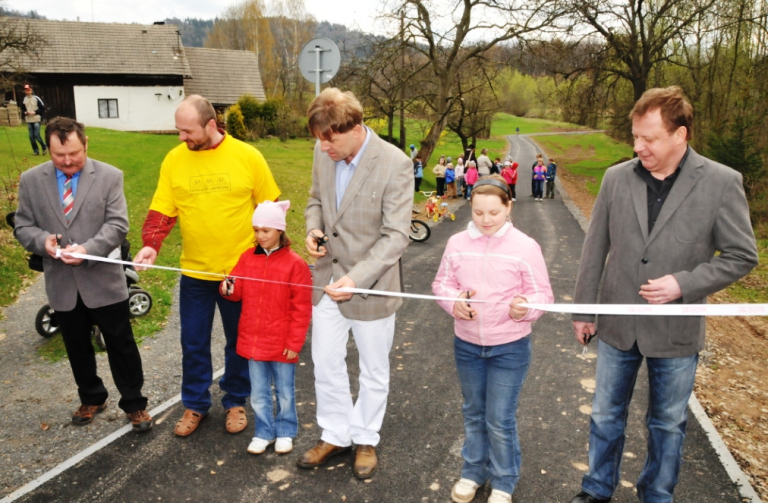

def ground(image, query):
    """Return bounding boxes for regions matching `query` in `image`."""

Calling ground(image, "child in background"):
[500,161,518,202]
[220,200,312,456]
[464,161,478,200]
[432,175,553,503]
[455,157,465,197]
[445,161,457,198]
[545,157,557,199]
[532,159,547,202]
[433,155,448,197]
[414,154,424,192]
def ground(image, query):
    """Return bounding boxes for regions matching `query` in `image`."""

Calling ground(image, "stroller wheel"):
[128,289,152,318]
[35,304,60,338]
[92,326,106,351]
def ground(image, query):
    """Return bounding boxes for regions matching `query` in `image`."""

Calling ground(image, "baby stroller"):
[6,212,153,350]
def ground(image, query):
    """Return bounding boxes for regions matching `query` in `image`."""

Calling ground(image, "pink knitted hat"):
[252,200,290,231]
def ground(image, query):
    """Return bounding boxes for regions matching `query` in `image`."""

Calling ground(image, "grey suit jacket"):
[573,148,758,357]
[14,158,130,311]
[305,132,414,321]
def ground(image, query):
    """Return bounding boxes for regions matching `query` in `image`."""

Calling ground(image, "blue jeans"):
[179,275,250,414]
[582,340,698,503]
[532,179,544,198]
[27,122,46,154]
[465,184,473,199]
[249,360,298,440]
[454,335,531,495]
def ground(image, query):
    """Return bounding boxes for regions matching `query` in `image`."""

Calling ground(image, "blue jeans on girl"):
[248,360,298,440]
[454,335,531,495]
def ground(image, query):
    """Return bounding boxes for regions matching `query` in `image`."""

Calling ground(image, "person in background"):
[433,175,553,503]
[445,160,457,198]
[414,153,424,192]
[531,154,543,197]
[455,157,465,197]
[545,157,557,199]
[134,95,281,438]
[532,159,547,202]
[220,200,312,457]
[433,155,447,197]
[21,84,47,156]
[491,157,502,175]
[14,117,153,432]
[476,148,493,177]
[409,144,417,160]
[501,161,518,202]
[464,161,478,200]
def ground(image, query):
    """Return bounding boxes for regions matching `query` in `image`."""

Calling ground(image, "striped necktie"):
[62,175,74,221]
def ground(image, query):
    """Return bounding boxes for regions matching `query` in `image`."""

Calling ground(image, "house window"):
[98,99,119,118]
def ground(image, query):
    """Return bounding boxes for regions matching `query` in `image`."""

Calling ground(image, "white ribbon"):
[61,251,767,317]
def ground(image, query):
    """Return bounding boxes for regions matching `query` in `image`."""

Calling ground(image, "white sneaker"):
[488,489,513,503]
[451,478,481,503]
[512,198,516,201]
[246,437,274,455]
[274,437,293,454]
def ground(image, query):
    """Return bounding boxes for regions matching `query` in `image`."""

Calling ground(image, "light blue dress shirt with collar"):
[335,126,372,210]
[55,168,81,199]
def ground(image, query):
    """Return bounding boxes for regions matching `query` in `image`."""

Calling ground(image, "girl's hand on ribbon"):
[283,348,298,360]
[453,290,477,320]
[220,277,235,297]
[509,296,529,320]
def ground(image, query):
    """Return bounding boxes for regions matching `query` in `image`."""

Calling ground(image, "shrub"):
[237,95,262,131]
[226,104,247,141]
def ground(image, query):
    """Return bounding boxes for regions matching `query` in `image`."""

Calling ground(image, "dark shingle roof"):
[183,47,265,106]
[3,18,191,76]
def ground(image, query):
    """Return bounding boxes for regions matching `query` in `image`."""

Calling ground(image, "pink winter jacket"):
[465,167,479,185]
[432,222,553,346]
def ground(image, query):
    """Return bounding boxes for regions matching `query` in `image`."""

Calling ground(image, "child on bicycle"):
[220,200,312,456]
[432,175,553,503]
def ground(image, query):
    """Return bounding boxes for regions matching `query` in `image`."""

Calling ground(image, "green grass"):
[0,126,317,361]
[490,113,591,136]
[532,133,634,195]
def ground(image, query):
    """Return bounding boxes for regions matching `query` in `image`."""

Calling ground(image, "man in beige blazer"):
[297,88,413,479]
[569,87,758,503]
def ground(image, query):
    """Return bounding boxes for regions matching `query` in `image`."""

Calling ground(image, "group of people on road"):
[530,154,557,201]
[12,85,759,503]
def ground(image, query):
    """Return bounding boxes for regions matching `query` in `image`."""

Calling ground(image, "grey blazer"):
[305,133,414,321]
[14,159,130,311]
[573,148,758,357]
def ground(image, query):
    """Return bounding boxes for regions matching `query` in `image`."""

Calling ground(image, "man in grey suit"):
[14,117,152,432]
[297,88,413,479]
[569,87,758,503]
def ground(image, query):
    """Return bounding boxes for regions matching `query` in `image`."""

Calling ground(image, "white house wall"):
[73,85,184,131]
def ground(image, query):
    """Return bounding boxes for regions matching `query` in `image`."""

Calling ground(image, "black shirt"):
[633,147,690,233]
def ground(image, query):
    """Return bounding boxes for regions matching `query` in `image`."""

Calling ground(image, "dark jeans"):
[533,180,544,198]
[27,122,46,154]
[415,177,422,192]
[57,295,147,413]
[546,180,555,197]
[436,177,445,196]
[509,183,516,199]
[179,275,249,414]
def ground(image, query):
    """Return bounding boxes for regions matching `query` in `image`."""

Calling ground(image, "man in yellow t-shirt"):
[134,95,280,438]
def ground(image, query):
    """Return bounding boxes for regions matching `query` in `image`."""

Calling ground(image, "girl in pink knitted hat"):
[220,200,313,456]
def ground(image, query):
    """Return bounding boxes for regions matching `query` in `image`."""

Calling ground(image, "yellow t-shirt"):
[149,135,281,279]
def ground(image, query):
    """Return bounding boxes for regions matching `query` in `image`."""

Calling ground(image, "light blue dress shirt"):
[335,127,372,210]
[56,168,81,199]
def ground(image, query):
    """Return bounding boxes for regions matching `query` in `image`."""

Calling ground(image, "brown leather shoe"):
[174,409,207,437]
[296,440,351,469]
[127,409,154,432]
[353,445,377,479]
[225,406,248,434]
[72,403,107,426]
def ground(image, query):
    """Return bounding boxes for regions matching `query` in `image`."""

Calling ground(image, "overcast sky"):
[3,0,381,33]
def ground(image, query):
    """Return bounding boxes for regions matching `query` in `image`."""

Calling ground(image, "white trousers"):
[312,294,396,447]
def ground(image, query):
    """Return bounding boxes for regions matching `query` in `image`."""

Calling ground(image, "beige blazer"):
[305,133,414,321]
[14,159,129,311]
[573,148,758,357]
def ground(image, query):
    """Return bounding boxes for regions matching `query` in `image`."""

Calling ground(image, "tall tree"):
[0,12,46,93]
[388,0,565,164]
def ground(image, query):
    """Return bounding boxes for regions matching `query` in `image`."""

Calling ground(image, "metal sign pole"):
[314,46,321,96]
[299,38,341,97]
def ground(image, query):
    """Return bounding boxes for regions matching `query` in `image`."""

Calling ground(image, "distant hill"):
[164,17,374,55]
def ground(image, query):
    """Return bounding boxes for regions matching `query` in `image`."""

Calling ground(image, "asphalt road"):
[13,137,745,503]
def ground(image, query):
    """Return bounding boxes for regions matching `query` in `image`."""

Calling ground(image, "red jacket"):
[223,246,312,363]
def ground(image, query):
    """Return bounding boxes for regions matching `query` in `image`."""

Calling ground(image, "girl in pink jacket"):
[432,175,553,503]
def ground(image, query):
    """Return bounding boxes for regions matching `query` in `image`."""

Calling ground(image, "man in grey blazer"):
[297,88,413,479]
[569,87,758,503]
[14,117,152,432]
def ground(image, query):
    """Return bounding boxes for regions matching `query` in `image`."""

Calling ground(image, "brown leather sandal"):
[174,409,206,437]
[225,406,248,434]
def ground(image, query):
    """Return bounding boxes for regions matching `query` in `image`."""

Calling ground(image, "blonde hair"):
[307,88,363,140]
